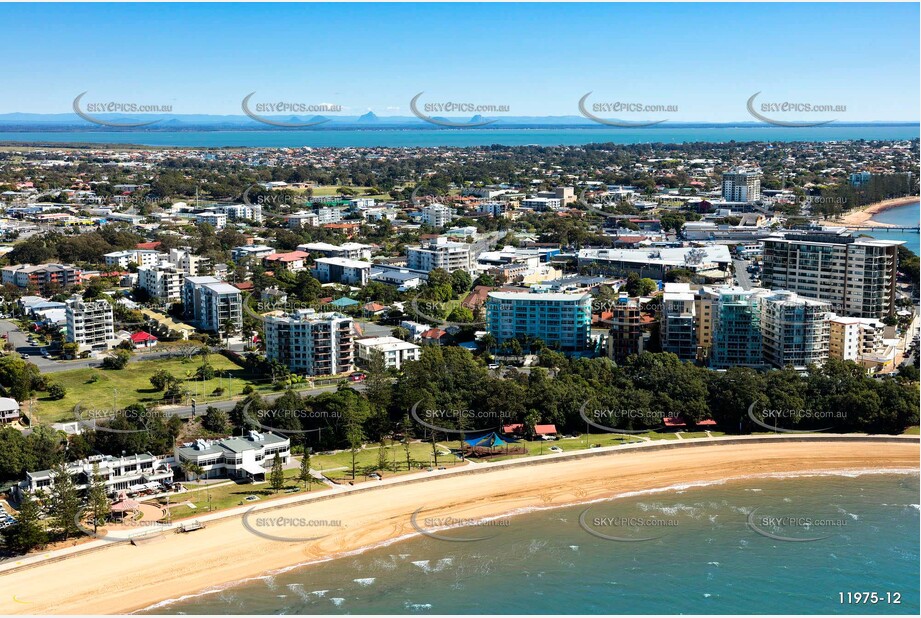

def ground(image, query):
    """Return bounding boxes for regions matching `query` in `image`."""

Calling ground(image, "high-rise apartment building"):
[760,291,832,370]
[761,229,901,318]
[264,310,354,375]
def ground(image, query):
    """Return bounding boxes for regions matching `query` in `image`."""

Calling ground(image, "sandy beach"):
[831,195,920,228]
[1,436,917,615]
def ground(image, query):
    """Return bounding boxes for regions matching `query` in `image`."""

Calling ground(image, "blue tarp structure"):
[462,431,518,448]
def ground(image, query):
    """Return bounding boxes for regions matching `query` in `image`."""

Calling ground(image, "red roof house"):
[130,331,159,349]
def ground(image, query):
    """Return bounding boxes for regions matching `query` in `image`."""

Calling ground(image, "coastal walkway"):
[0,433,916,577]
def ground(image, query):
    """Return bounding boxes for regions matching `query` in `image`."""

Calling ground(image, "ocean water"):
[864,202,920,255]
[0,125,918,148]
[144,472,919,615]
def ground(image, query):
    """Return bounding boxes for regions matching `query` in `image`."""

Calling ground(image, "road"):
[733,258,755,290]
[1,319,193,373]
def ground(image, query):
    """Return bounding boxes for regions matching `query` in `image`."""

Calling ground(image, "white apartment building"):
[64,295,115,352]
[316,207,343,225]
[288,211,319,229]
[313,257,372,286]
[660,283,698,361]
[521,197,562,211]
[422,204,453,228]
[182,276,243,333]
[760,291,832,370]
[137,265,185,302]
[174,431,290,481]
[195,212,227,229]
[168,248,210,276]
[478,202,512,218]
[829,316,886,361]
[762,229,902,318]
[103,249,164,269]
[406,237,472,273]
[264,309,354,375]
[298,242,373,261]
[355,336,421,370]
[722,168,762,202]
[217,203,263,223]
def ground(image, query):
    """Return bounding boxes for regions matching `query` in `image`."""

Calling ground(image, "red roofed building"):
[130,331,158,349]
[502,423,558,437]
[262,250,309,272]
[136,241,162,250]
[420,327,448,345]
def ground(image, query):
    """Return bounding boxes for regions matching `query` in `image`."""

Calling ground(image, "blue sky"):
[1,2,918,121]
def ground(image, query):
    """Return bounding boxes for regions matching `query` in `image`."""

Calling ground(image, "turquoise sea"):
[143,472,919,615]
[0,125,918,148]
[864,202,920,255]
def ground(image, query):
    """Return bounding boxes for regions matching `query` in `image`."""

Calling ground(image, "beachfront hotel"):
[174,431,291,481]
[761,228,902,319]
[486,290,593,353]
[264,309,354,375]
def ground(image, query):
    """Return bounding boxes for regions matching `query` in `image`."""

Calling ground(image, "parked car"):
[349,372,367,382]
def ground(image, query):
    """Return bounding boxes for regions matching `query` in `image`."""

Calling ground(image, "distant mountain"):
[0,111,915,131]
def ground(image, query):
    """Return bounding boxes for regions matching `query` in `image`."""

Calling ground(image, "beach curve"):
[1,435,918,615]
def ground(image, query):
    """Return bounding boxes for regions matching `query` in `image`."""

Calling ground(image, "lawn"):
[311,441,458,481]
[903,426,920,435]
[303,185,391,200]
[35,356,252,424]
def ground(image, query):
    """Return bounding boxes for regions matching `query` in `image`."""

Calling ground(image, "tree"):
[150,370,174,391]
[298,446,312,491]
[270,453,285,493]
[202,406,229,433]
[401,414,414,471]
[47,383,67,400]
[102,349,131,370]
[2,492,47,553]
[376,439,389,475]
[346,414,366,480]
[86,462,110,533]
[450,270,472,295]
[48,460,81,541]
[221,318,237,348]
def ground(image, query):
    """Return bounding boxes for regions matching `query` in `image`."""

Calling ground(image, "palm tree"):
[221,318,237,348]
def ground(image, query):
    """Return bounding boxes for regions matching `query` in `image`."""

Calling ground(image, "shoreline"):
[1,436,918,615]
[831,195,919,228]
